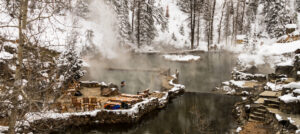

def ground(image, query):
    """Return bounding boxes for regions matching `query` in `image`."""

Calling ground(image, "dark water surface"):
[68,52,239,134]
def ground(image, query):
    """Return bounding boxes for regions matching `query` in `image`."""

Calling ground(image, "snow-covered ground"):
[0,125,8,133]
[234,40,300,68]
[162,54,200,62]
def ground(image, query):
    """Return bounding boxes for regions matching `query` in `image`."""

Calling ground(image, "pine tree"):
[264,0,295,38]
[57,47,85,90]
[135,0,166,47]
[112,0,132,45]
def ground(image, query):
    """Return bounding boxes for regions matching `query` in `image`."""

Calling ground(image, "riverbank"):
[214,49,300,133]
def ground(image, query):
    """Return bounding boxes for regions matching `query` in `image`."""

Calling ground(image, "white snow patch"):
[266,82,283,91]
[286,24,297,29]
[163,54,200,62]
[279,93,300,103]
[236,127,242,132]
[288,117,295,123]
[276,59,294,67]
[0,51,14,60]
[276,114,283,121]
[284,82,300,89]
[230,80,246,88]
[0,125,8,133]
[293,89,300,94]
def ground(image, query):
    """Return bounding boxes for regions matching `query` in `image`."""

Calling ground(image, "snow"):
[222,81,230,86]
[41,73,48,78]
[276,114,283,121]
[25,97,157,122]
[266,82,283,91]
[169,74,185,93]
[82,61,90,67]
[285,24,297,29]
[292,31,300,36]
[236,40,300,68]
[0,125,8,133]
[279,93,300,103]
[284,82,300,89]
[236,127,242,132]
[163,54,200,62]
[0,51,14,60]
[18,95,23,101]
[223,86,236,94]
[276,59,294,67]
[236,35,246,40]
[154,0,190,49]
[230,80,246,88]
[293,89,300,94]
[288,117,295,123]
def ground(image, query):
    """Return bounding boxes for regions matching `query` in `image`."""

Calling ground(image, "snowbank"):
[0,125,8,133]
[169,74,185,92]
[0,51,13,60]
[230,80,246,88]
[163,54,200,62]
[25,98,156,123]
[279,93,300,103]
[237,40,300,68]
[276,59,294,67]
[293,89,300,94]
[284,82,300,89]
[266,82,284,91]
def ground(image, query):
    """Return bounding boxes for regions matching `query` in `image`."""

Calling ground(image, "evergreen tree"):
[112,0,132,45]
[135,0,166,47]
[263,0,295,38]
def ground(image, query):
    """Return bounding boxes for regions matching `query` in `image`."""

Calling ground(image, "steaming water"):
[84,51,236,93]
[62,52,239,133]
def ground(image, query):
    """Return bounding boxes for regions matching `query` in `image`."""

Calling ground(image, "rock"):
[275,65,294,77]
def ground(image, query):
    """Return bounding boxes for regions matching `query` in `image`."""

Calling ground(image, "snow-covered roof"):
[236,35,246,40]
[285,24,297,29]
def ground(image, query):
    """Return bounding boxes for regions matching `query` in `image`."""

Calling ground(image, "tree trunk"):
[132,0,135,35]
[218,0,227,44]
[210,0,216,47]
[196,14,201,47]
[241,0,246,34]
[8,0,28,133]
[231,0,235,45]
[136,0,141,48]
[234,0,240,45]
[190,0,194,50]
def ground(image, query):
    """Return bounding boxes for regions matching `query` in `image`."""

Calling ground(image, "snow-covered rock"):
[279,93,300,103]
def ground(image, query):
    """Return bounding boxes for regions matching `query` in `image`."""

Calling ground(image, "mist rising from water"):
[86,0,121,59]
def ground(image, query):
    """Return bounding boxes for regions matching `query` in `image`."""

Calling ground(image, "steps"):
[249,114,265,121]
[264,98,280,109]
[249,104,267,122]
